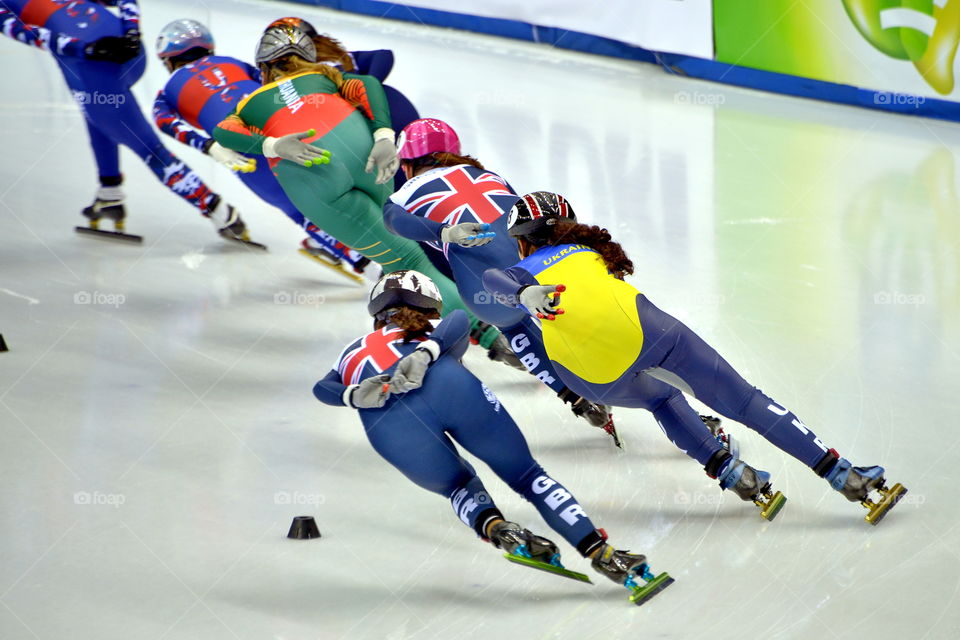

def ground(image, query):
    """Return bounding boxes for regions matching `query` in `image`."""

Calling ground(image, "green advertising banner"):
[714,1,960,102]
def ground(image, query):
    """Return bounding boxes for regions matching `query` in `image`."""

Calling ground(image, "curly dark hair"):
[373,307,439,342]
[541,219,634,279]
[403,152,484,173]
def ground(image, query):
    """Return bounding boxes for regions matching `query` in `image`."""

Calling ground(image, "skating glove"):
[365,128,400,185]
[203,139,257,173]
[440,222,496,247]
[389,340,440,393]
[518,284,565,320]
[344,375,392,409]
[84,31,140,63]
[263,129,332,167]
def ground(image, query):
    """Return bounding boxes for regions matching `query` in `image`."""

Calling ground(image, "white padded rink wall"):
[0,1,958,638]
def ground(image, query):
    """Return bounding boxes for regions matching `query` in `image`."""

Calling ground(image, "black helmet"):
[367,270,443,323]
[507,191,576,242]
[255,23,316,66]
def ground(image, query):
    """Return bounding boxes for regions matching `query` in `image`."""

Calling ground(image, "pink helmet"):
[397,118,461,160]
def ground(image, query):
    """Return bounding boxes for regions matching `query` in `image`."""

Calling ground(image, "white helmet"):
[367,270,443,322]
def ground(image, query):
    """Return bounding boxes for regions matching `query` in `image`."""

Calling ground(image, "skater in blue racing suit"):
[312,269,670,593]
[0,0,250,239]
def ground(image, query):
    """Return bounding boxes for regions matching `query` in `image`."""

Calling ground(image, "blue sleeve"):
[313,369,349,406]
[244,61,262,83]
[482,266,537,307]
[350,49,394,81]
[0,8,84,56]
[383,201,446,242]
[116,0,140,34]
[429,309,470,359]
[152,90,210,151]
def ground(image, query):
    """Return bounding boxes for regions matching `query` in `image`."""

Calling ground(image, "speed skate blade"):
[75,225,142,243]
[629,572,674,606]
[866,483,907,526]
[759,491,787,521]
[503,553,593,584]
[299,249,364,284]
[224,236,267,251]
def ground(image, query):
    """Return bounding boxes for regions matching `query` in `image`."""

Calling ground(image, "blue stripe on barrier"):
[656,53,960,122]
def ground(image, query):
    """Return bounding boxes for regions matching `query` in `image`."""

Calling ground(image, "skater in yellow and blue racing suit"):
[482,192,903,521]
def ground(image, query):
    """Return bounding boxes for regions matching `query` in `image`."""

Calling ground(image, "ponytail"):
[545,219,634,279]
[373,306,440,342]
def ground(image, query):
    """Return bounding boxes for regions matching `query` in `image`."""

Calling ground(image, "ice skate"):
[825,458,907,525]
[470,323,524,370]
[209,199,266,250]
[76,187,142,243]
[702,414,738,458]
[718,458,787,521]
[559,389,621,448]
[489,520,592,583]
[299,238,365,284]
[590,543,674,606]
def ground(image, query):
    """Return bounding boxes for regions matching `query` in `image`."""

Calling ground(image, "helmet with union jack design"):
[367,270,443,323]
[397,118,462,160]
[507,191,577,241]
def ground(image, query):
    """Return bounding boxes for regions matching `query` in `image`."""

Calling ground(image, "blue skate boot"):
[714,453,787,521]
[821,454,908,525]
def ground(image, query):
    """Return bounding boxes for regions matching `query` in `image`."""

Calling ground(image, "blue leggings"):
[555,295,831,469]
[359,359,597,552]
[60,58,217,215]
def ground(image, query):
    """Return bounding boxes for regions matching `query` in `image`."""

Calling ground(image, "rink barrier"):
[292,0,657,63]
[655,53,960,123]
[292,0,959,122]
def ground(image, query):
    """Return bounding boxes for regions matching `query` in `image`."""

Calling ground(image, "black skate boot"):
[209,197,265,250]
[76,186,142,243]
[559,388,621,448]
[488,520,559,564]
[711,451,787,521]
[489,520,593,583]
[591,542,674,607]
[470,322,524,370]
[819,452,907,525]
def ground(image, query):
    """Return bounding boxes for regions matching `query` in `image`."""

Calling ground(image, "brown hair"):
[545,219,634,279]
[260,55,344,87]
[403,152,485,173]
[373,307,440,342]
[312,34,355,72]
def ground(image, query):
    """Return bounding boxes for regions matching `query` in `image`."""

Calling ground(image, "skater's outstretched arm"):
[153,92,209,151]
[0,9,84,56]
[383,201,446,242]
[482,267,537,307]
[213,114,267,155]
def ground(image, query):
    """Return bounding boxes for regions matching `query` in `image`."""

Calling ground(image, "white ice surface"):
[1,1,959,639]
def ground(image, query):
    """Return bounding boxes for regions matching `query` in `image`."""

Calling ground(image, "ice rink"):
[2,1,959,638]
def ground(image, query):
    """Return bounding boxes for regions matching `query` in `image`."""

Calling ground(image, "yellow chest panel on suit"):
[522,246,644,384]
